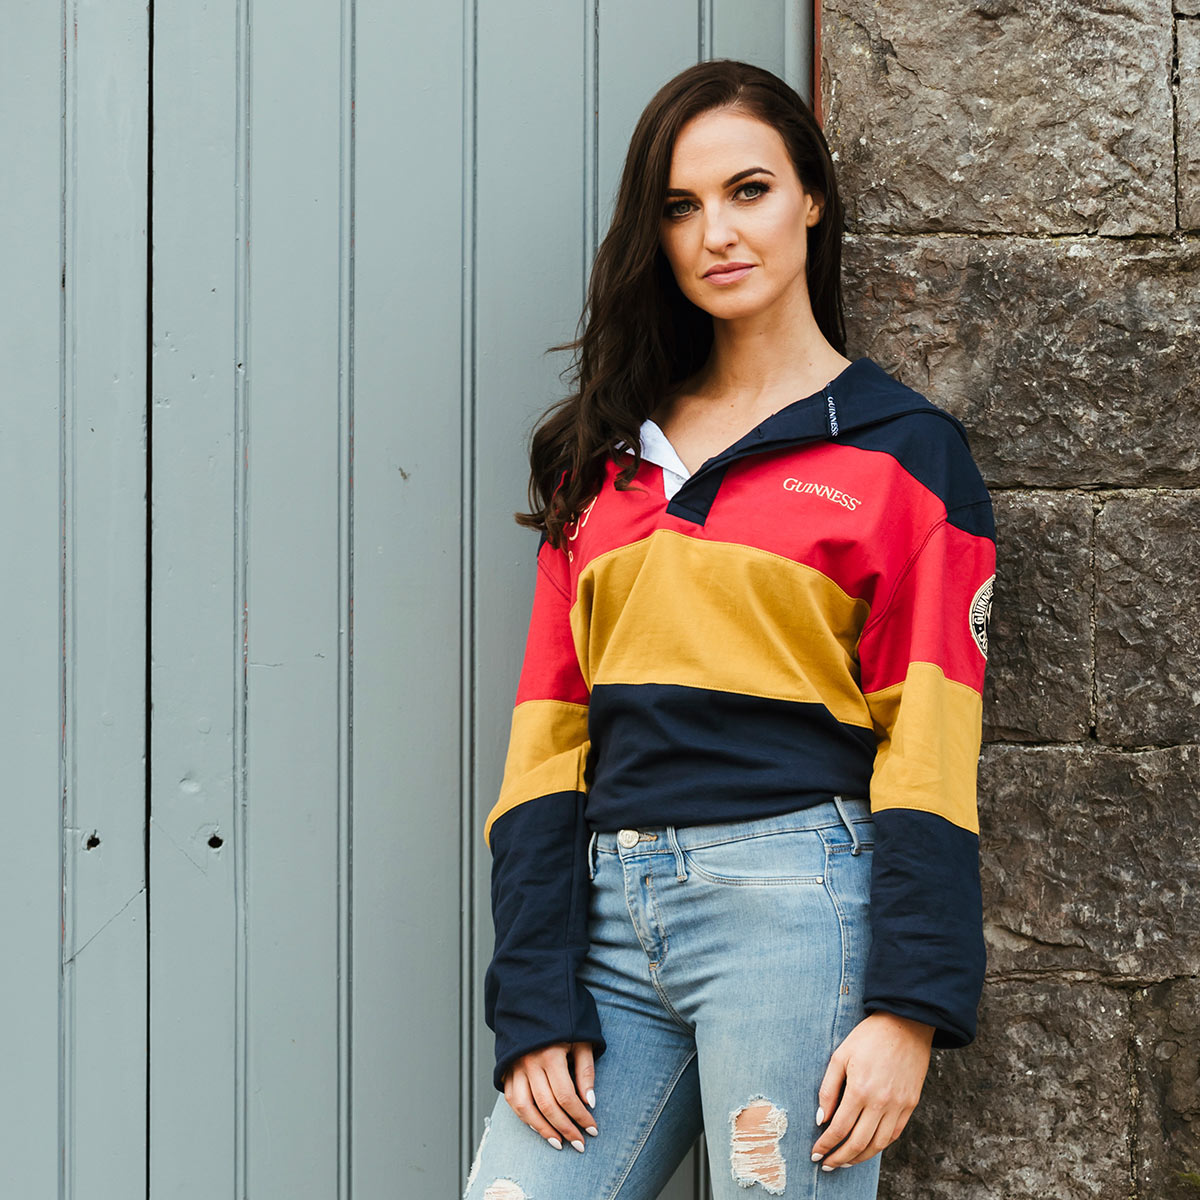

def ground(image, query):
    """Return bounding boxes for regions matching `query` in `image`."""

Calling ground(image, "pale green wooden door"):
[2,2,812,1197]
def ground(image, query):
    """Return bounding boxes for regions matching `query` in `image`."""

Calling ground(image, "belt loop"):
[666,825,688,881]
[832,794,862,856]
[587,830,598,880]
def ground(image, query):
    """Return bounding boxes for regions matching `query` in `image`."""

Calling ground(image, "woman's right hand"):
[502,1041,600,1152]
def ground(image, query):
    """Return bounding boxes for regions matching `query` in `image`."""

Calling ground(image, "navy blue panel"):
[583,682,877,830]
[862,807,986,1048]
[839,410,995,539]
[484,790,607,1092]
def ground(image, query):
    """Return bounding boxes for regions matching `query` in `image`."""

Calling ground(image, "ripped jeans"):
[463,797,882,1200]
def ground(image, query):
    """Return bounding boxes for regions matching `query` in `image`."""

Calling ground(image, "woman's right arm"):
[483,531,604,1145]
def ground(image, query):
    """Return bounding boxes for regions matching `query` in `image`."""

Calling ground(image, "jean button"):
[617,829,640,848]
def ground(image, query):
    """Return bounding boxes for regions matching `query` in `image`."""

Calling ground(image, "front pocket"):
[679,828,828,886]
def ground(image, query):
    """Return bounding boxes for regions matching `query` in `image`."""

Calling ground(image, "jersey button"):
[617,829,640,848]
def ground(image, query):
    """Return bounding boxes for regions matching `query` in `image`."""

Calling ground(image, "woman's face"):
[657,107,822,321]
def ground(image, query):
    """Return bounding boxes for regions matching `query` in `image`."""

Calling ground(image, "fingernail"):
[811,1152,823,1163]
[821,1164,835,1172]
[571,1139,585,1153]
[585,1125,599,1137]
[841,1164,852,1169]
[587,1089,596,1108]
[548,1137,562,1150]
[815,1106,825,1125]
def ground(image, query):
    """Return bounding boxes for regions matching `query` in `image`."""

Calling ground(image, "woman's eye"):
[663,181,770,219]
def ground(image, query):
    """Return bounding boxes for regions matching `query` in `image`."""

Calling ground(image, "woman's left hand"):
[810,1012,935,1169]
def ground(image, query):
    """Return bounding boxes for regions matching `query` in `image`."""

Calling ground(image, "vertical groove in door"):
[583,0,599,283]
[459,0,480,1180]
[337,0,357,1195]
[58,0,79,1194]
[145,2,156,1196]
[233,0,252,1192]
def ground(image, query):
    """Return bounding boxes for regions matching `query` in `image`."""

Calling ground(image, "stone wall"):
[820,2,1199,1197]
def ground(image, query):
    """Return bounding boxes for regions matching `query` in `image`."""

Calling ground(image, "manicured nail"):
[822,1164,835,1172]
[815,1107,825,1124]
[811,1152,823,1163]
[548,1137,562,1150]
[840,1164,852,1169]
[585,1125,598,1137]
[587,1089,596,1108]
[571,1139,585,1153]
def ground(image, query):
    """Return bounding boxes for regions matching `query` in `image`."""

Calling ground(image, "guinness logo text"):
[782,477,862,511]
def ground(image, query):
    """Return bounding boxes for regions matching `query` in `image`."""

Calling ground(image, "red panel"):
[512,554,590,706]
[858,518,995,694]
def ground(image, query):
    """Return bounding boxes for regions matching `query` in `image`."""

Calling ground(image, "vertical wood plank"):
[0,4,77,1195]
[150,0,240,1194]
[352,2,467,1197]
[1,0,150,1196]
[66,1,151,1189]
[241,1,346,1190]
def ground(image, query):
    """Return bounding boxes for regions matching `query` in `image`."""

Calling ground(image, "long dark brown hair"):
[514,58,847,549]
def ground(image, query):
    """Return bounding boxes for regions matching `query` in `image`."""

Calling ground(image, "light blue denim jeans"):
[464,796,882,1200]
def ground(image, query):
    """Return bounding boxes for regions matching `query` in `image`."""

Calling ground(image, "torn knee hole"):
[483,1180,527,1200]
[729,1097,789,1195]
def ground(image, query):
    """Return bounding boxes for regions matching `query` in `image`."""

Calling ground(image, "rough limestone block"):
[1133,976,1200,1199]
[843,234,1200,487]
[879,980,1131,1200]
[1179,19,1200,228]
[820,0,1175,234]
[984,492,1093,742]
[1095,491,1200,746]
[978,743,1200,979]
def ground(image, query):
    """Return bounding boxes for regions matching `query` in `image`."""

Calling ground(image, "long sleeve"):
[856,495,996,1048]
[482,534,606,1092]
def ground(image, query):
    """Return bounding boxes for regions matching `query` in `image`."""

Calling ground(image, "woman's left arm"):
[812,475,996,1169]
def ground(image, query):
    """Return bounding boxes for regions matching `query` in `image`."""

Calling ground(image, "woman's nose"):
[701,211,737,249]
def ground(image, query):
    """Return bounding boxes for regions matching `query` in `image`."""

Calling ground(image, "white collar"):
[616,419,691,499]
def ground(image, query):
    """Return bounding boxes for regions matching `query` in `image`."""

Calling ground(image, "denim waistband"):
[586,794,872,881]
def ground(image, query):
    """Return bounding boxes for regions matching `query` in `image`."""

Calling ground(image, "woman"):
[466,58,994,1200]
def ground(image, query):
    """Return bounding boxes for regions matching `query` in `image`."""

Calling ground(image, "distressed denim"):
[464,796,884,1200]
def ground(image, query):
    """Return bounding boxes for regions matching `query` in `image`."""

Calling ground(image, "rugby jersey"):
[483,355,996,1093]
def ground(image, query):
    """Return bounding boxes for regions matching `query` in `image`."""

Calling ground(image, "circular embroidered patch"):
[970,575,994,659]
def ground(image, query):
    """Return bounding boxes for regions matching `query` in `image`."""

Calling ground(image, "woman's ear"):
[806,188,825,227]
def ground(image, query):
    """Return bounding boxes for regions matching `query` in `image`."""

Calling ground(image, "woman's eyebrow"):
[665,166,775,197]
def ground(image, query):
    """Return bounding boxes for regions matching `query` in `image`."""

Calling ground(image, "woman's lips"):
[704,265,754,285]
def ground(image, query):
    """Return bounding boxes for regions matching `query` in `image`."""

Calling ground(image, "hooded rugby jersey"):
[483,355,996,1093]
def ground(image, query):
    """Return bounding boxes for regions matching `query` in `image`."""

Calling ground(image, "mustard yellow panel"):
[862,661,983,834]
[484,698,590,847]
[570,529,873,728]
